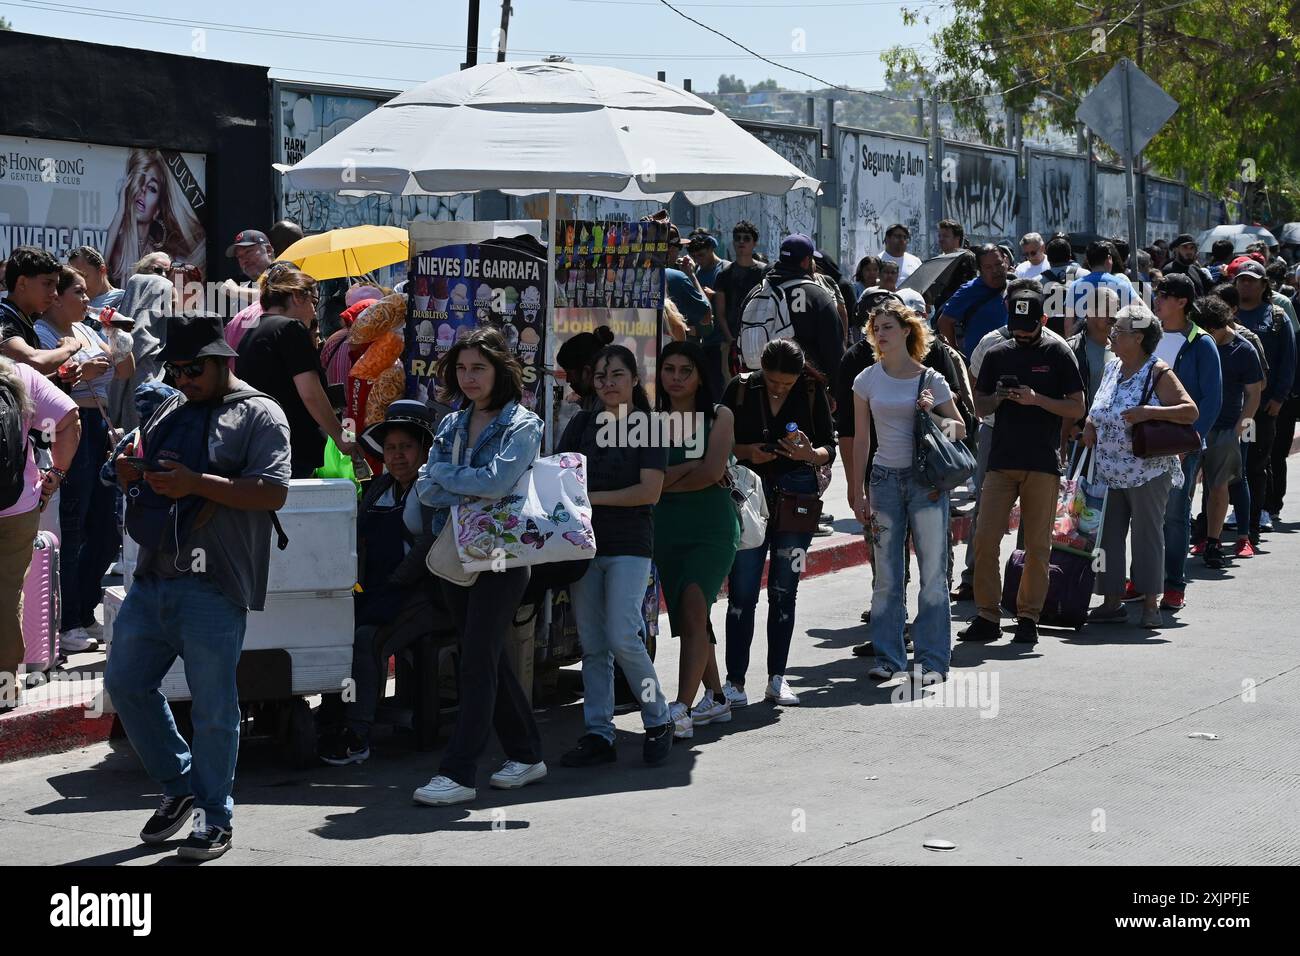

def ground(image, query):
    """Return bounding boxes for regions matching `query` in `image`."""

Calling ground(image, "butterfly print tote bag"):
[452,451,598,572]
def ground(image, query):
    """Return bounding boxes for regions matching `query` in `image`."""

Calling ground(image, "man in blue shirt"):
[1067,241,1136,333]
[1154,273,1221,609]
[1232,260,1296,540]
[937,244,1010,361]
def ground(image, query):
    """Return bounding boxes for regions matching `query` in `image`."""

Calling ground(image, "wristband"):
[45,467,68,483]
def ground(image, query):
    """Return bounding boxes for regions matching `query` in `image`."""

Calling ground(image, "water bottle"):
[785,421,801,446]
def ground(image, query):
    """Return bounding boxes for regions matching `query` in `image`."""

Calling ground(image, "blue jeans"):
[1163,450,1201,590]
[868,465,951,675]
[572,555,669,741]
[58,408,120,631]
[104,575,247,829]
[725,468,817,684]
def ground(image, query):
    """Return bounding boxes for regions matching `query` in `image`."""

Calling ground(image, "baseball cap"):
[1006,287,1044,330]
[1232,259,1266,280]
[1157,273,1196,302]
[778,234,816,265]
[895,288,927,314]
[225,229,270,257]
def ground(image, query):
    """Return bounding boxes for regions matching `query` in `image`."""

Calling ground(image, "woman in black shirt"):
[719,339,837,708]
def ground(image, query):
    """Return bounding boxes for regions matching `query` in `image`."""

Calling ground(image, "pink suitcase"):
[21,530,60,672]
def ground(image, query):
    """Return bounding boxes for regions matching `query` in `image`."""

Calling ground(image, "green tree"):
[883,2,1300,195]
[0,16,12,29]
[717,74,747,95]
[751,78,780,92]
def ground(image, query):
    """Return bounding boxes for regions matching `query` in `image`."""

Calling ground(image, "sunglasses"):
[148,266,168,276]
[165,359,208,379]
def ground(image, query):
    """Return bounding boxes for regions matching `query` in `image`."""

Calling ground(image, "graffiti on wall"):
[697,125,820,261]
[1028,153,1088,235]
[1095,168,1128,238]
[837,129,928,266]
[1188,193,1211,232]
[278,87,475,232]
[514,194,660,225]
[942,147,1018,246]
[1144,179,1182,245]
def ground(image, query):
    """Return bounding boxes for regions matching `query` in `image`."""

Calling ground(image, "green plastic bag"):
[314,437,360,493]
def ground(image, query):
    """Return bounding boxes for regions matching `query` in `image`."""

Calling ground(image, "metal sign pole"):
[1120,60,1141,279]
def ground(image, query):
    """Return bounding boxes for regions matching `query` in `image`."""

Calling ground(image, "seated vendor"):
[319,399,440,766]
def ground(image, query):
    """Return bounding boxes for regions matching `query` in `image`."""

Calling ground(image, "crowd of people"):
[1,210,1297,861]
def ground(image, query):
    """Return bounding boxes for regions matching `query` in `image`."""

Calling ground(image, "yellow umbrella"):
[278,225,409,280]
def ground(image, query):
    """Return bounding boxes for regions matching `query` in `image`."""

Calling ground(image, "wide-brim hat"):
[157,312,238,362]
[361,399,437,457]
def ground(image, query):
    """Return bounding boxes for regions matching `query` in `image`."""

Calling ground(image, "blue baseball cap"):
[779,234,815,265]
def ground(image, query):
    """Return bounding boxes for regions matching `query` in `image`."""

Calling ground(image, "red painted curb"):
[0,704,112,764]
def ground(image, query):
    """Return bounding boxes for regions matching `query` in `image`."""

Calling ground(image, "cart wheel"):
[277,698,316,770]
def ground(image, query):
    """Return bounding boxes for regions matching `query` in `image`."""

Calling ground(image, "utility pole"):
[496,0,511,62]
[464,0,480,70]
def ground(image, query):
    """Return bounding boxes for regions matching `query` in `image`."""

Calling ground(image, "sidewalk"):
[4,426,1293,764]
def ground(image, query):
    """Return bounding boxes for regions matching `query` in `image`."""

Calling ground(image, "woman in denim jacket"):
[410,328,547,807]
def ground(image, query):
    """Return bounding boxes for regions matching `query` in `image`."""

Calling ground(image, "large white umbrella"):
[278,60,820,203]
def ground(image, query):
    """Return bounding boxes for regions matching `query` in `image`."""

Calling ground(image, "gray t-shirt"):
[1085,337,1117,402]
[853,363,952,469]
[140,393,292,610]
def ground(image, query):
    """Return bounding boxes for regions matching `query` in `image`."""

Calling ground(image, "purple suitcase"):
[1001,546,1093,630]
[21,530,60,671]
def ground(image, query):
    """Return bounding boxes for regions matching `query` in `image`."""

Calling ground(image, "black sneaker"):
[1203,540,1225,569]
[139,794,196,844]
[320,727,370,766]
[860,608,871,622]
[643,722,674,765]
[560,733,616,768]
[949,583,975,602]
[1013,617,1039,644]
[957,616,1000,642]
[853,636,914,657]
[177,824,232,861]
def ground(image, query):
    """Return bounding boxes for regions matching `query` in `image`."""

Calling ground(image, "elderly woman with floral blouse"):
[1081,304,1198,628]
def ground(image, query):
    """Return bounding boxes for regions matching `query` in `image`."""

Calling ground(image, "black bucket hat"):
[361,399,437,457]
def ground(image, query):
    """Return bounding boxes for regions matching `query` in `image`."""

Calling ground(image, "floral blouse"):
[1089,357,1185,490]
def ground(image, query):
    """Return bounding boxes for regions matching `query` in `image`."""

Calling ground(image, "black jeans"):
[1247,411,1277,537]
[437,567,541,788]
[1268,396,1299,514]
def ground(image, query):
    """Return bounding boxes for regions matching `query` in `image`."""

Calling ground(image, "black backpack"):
[0,379,26,511]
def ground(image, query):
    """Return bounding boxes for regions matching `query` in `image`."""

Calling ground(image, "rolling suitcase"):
[22,530,60,671]
[1001,547,1093,630]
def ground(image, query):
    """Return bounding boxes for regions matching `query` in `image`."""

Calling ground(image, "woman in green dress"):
[655,340,740,739]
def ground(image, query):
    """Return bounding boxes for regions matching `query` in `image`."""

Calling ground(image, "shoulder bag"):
[753,373,824,534]
[913,369,976,492]
[1130,364,1200,458]
[426,428,481,586]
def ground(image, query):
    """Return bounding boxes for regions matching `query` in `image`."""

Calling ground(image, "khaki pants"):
[974,469,1060,623]
[0,507,42,679]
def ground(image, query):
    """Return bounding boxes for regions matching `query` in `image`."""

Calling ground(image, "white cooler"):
[105,479,358,706]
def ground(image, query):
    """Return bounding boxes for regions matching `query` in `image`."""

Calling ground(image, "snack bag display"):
[349,330,404,380]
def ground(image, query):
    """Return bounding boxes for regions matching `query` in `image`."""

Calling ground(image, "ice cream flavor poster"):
[405,243,547,414]
[554,219,668,310]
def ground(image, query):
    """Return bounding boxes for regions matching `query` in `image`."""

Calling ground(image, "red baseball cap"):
[225,229,270,257]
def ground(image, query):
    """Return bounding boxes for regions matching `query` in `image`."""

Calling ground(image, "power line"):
[0,0,933,61]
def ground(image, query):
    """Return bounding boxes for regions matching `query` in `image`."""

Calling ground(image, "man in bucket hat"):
[104,312,291,862]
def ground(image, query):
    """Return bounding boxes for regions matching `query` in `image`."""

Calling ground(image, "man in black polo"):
[960,285,1085,645]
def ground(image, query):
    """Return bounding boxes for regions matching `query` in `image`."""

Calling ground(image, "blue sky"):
[0,0,950,95]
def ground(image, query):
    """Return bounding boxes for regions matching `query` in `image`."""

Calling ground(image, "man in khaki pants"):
[960,283,1085,645]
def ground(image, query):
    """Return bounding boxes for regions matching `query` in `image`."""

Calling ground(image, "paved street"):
[2,505,1297,866]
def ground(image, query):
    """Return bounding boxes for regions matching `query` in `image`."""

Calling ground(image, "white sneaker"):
[867,665,895,680]
[1261,511,1274,530]
[764,675,800,706]
[489,760,547,790]
[83,621,104,640]
[413,775,476,806]
[916,669,944,687]
[690,692,733,726]
[669,701,693,739]
[59,628,99,654]
[722,681,748,708]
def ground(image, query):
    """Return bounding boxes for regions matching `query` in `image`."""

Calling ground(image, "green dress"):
[653,416,741,635]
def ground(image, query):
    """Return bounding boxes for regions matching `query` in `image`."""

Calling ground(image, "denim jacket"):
[415,401,542,537]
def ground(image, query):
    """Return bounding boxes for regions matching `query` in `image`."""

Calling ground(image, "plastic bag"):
[364,362,406,426]
[349,331,404,380]
[348,293,406,345]
[313,436,360,492]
